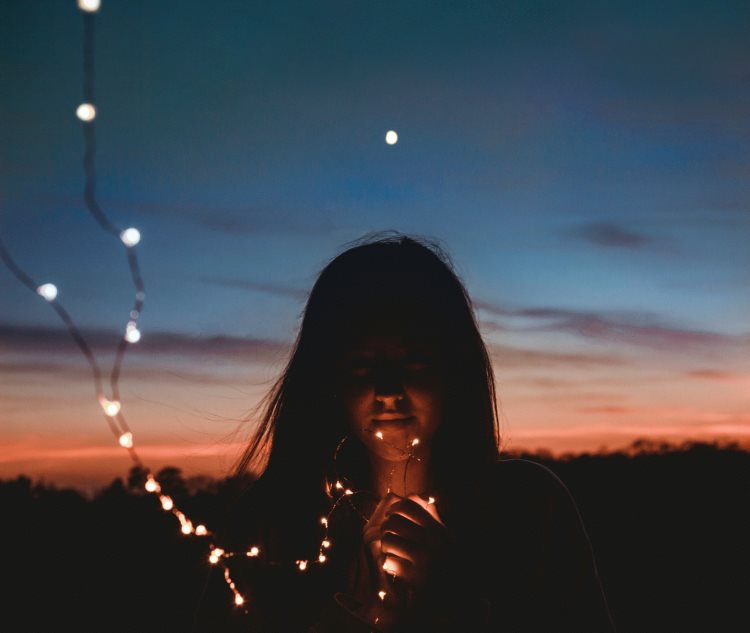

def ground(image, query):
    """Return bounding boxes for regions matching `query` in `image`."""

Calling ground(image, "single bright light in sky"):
[118,432,133,448]
[100,398,121,417]
[125,322,141,343]
[36,283,58,302]
[76,103,97,122]
[77,0,101,12]
[385,130,398,145]
[120,227,141,247]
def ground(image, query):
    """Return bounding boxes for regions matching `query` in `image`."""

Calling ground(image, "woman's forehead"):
[342,331,437,357]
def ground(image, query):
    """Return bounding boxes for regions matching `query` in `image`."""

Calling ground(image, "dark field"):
[3,440,747,632]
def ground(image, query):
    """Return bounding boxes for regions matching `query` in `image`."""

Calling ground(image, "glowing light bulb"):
[378,590,387,601]
[411,438,420,446]
[118,432,133,448]
[375,431,384,440]
[322,540,330,549]
[318,553,326,563]
[77,0,101,12]
[234,594,245,606]
[160,495,173,511]
[120,227,141,247]
[125,322,141,343]
[344,489,353,496]
[36,283,58,301]
[181,522,193,535]
[335,481,343,490]
[383,558,397,574]
[209,548,224,564]
[385,130,398,145]
[99,398,121,417]
[428,496,435,505]
[320,517,328,527]
[145,476,160,493]
[195,525,207,536]
[247,546,259,557]
[76,103,96,121]
[297,560,308,571]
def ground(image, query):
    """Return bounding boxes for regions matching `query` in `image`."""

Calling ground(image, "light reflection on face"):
[336,332,445,462]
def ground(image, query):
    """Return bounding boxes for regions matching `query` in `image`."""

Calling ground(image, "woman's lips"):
[372,415,416,426]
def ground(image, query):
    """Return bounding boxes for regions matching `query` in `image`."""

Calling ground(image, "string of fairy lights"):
[1,0,431,622]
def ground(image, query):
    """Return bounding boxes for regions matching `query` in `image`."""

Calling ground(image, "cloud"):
[566,222,653,248]
[476,301,750,351]
[686,369,750,382]
[197,277,308,300]
[487,343,625,368]
[0,324,291,363]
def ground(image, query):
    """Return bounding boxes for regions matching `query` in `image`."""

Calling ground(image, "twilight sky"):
[1,0,749,491]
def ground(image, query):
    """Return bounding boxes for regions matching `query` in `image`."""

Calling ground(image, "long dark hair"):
[233,232,500,555]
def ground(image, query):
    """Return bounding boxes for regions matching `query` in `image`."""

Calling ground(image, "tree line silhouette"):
[3,439,747,632]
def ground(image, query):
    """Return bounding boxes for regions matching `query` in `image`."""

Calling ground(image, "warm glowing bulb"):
[76,103,96,121]
[209,547,224,564]
[234,594,245,606]
[428,496,435,505]
[145,476,160,493]
[320,517,328,526]
[322,540,330,548]
[160,495,173,511]
[378,590,387,601]
[298,560,308,571]
[375,431,384,440]
[335,481,343,490]
[195,525,207,536]
[120,227,141,247]
[118,432,133,448]
[181,522,193,535]
[78,0,101,12]
[318,553,327,563]
[385,130,398,145]
[344,489,353,496]
[411,438,420,446]
[99,398,121,417]
[247,546,259,557]
[125,322,141,343]
[36,283,58,301]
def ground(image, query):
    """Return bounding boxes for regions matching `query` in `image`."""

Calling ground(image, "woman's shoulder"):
[490,457,578,518]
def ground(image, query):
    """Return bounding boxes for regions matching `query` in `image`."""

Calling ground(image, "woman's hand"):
[379,494,449,601]
[359,492,451,628]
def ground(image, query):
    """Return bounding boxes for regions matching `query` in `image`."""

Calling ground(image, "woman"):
[195,232,616,632]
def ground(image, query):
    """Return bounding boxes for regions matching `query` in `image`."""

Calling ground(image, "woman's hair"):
[233,231,500,548]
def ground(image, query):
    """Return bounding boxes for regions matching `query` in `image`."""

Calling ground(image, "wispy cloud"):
[686,369,750,382]
[197,277,307,300]
[0,324,290,362]
[476,301,750,350]
[487,343,625,368]
[566,222,654,249]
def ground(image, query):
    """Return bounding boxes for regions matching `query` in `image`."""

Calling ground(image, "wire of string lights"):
[0,0,437,619]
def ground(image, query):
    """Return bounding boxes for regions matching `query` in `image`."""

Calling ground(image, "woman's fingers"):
[381,530,425,564]
[387,496,443,529]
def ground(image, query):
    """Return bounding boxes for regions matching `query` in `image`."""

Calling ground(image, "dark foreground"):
[2,440,747,632]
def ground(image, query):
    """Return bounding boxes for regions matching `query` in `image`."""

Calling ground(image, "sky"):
[1,0,749,492]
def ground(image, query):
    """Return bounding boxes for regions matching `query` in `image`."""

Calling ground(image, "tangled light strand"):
[0,1,441,620]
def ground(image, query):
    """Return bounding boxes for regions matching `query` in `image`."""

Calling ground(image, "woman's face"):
[336,330,445,462]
